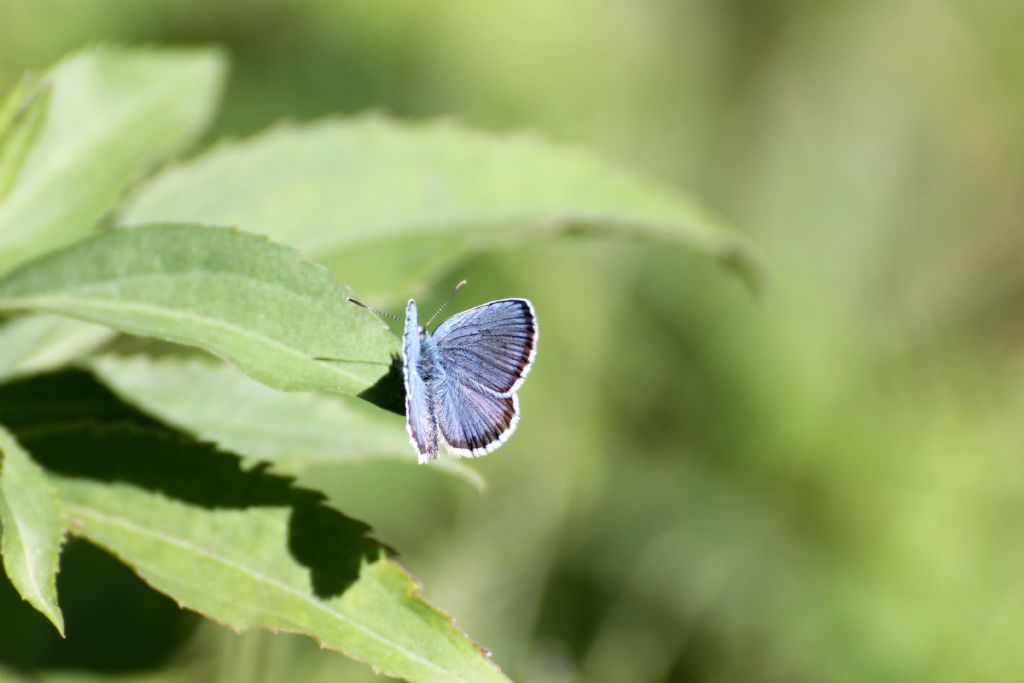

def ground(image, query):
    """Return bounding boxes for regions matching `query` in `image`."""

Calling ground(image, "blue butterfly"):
[350,282,538,463]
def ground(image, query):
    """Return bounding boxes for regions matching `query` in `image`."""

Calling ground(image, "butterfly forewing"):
[432,299,538,397]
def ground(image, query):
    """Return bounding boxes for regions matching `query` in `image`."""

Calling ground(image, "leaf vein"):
[64,503,465,683]
[0,295,383,383]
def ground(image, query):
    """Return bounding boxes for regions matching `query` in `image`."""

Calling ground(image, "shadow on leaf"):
[0,369,389,600]
[0,366,162,430]
[0,538,198,673]
[356,352,405,415]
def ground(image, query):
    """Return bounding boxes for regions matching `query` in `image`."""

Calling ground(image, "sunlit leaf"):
[0,425,65,635]
[119,117,765,297]
[89,354,485,489]
[18,422,506,683]
[0,224,400,399]
[0,76,26,139]
[0,76,50,200]
[0,46,226,274]
[0,316,113,381]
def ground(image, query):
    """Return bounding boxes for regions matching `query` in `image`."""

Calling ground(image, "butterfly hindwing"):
[437,372,520,457]
[402,300,438,462]
[432,298,538,397]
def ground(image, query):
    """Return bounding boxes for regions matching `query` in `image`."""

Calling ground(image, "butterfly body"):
[402,297,538,463]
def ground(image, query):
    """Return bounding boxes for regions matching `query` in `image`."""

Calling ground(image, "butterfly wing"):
[437,374,520,457]
[402,300,438,463]
[432,298,538,397]
[432,298,537,457]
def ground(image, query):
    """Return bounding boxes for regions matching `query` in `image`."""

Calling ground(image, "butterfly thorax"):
[415,336,446,388]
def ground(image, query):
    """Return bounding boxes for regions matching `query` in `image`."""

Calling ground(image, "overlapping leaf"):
[0,316,113,381]
[0,224,400,398]
[0,425,65,634]
[0,76,50,200]
[0,46,226,274]
[0,368,507,682]
[0,44,767,683]
[119,117,765,298]
[89,354,484,488]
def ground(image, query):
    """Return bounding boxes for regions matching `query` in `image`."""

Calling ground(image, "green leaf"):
[0,316,114,381]
[0,424,65,635]
[0,369,153,433]
[0,76,50,201]
[119,117,765,297]
[17,420,506,683]
[0,74,38,139]
[0,224,400,398]
[89,354,485,489]
[0,46,227,275]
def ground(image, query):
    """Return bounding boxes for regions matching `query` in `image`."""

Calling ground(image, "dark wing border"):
[440,390,521,458]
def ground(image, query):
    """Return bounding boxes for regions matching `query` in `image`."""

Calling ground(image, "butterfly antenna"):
[346,296,403,323]
[426,280,468,328]
[316,297,402,361]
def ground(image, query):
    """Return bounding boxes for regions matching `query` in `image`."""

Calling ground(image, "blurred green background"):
[3,1,1024,681]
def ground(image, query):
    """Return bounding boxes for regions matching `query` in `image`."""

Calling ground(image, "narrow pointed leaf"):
[0,73,43,140]
[0,224,399,397]
[0,77,50,200]
[18,422,506,683]
[0,46,226,274]
[119,117,765,297]
[0,76,27,137]
[0,425,65,635]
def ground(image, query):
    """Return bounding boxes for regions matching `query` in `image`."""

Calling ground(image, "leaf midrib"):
[0,268,391,362]
[0,294,386,384]
[1,490,48,606]
[63,502,471,683]
[0,433,60,625]
[296,206,713,254]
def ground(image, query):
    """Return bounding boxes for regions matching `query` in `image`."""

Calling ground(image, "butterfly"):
[349,282,538,463]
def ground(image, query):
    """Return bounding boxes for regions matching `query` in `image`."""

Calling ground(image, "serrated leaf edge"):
[0,425,67,636]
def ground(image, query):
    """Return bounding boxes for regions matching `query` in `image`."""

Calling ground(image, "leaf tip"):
[719,240,771,298]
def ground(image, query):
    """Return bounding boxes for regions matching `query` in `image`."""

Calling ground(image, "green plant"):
[0,46,759,682]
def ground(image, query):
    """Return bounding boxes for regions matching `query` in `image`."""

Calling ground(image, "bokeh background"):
[3,1,1024,681]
